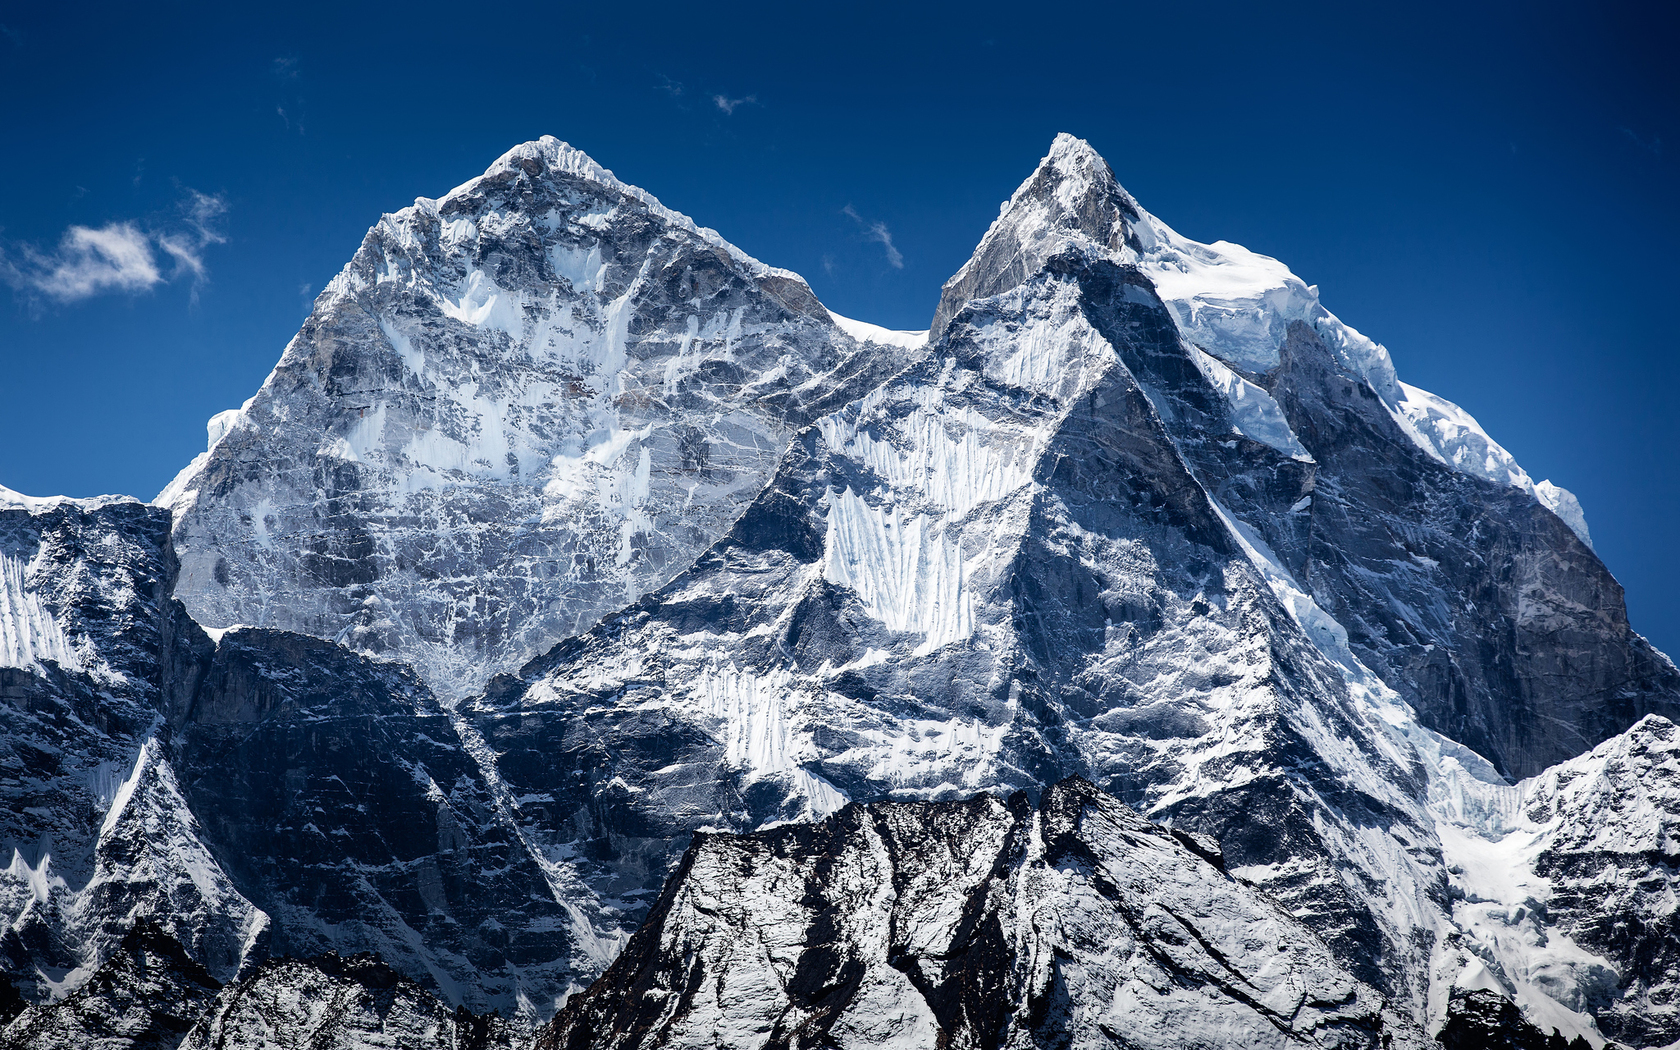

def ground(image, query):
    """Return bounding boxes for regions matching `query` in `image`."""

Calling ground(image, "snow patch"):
[1535,480,1593,550]
[691,661,847,818]
[824,308,928,351]
[1188,346,1313,461]
[822,487,974,655]
[0,551,80,671]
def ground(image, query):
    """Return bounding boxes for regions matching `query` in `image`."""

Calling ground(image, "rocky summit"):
[3,134,1677,1049]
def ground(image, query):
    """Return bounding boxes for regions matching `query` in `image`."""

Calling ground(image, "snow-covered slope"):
[540,779,1428,1050]
[161,137,910,702]
[1431,714,1680,1047]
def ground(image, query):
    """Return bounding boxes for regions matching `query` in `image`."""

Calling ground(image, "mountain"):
[3,134,1677,1048]
[468,135,1680,1041]
[159,137,919,703]
[176,953,516,1050]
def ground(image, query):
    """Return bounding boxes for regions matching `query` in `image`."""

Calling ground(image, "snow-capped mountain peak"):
[4,133,1675,1050]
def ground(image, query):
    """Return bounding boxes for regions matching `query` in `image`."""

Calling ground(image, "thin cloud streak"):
[1619,126,1662,156]
[842,204,904,269]
[713,94,756,115]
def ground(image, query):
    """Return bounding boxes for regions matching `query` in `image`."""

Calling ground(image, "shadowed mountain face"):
[3,134,1679,1049]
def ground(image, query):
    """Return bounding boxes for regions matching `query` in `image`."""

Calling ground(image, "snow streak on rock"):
[0,552,78,670]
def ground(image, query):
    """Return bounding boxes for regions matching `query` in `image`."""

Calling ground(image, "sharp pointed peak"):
[929,134,1143,335]
[399,136,786,283]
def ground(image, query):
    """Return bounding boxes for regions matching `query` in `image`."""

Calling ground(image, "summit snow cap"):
[429,135,795,284]
[932,134,1592,538]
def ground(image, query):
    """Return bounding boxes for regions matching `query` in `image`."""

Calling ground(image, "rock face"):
[178,953,515,1050]
[1436,990,1593,1050]
[171,627,589,1016]
[0,486,602,1032]
[4,134,1680,1048]
[539,778,1426,1050]
[0,491,259,1007]
[935,136,1676,782]
[160,137,917,702]
[0,921,221,1050]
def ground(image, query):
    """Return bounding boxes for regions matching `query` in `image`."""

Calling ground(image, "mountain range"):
[2,133,1675,1049]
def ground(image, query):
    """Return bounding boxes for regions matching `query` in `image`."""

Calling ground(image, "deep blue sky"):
[1,1,1675,654]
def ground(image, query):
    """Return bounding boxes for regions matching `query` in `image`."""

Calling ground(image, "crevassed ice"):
[691,660,847,818]
[822,487,974,655]
[0,552,78,671]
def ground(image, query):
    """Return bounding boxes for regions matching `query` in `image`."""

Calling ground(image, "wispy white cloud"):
[842,204,904,269]
[1619,126,1662,156]
[272,55,305,133]
[2,189,230,305]
[713,93,757,115]
[4,224,162,301]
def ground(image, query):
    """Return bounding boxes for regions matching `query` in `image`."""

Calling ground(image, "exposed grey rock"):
[179,953,515,1050]
[1436,990,1592,1050]
[171,626,591,1018]
[0,493,259,1006]
[0,920,221,1050]
[539,778,1428,1050]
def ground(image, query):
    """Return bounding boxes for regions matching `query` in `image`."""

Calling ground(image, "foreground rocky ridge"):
[2,135,1678,1047]
[539,777,1428,1050]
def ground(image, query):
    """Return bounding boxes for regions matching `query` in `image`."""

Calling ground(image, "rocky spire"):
[928,133,1142,336]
